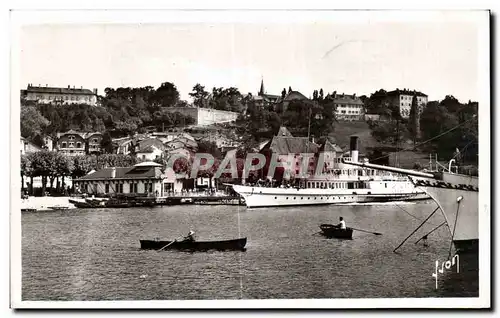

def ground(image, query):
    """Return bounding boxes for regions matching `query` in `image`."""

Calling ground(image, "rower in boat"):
[183,230,195,242]
[336,217,347,230]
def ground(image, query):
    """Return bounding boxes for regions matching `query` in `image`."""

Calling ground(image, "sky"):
[19,14,482,103]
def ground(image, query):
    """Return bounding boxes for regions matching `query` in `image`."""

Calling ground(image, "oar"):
[158,235,184,251]
[351,227,383,236]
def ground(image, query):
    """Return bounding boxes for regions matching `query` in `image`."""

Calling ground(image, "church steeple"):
[259,77,265,96]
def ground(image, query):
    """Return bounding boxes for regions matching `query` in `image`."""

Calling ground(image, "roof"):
[387,89,428,97]
[321,140,343,153]
[136,145,161,154]
[333,94,364,105]
[165,137,198,149]
[134,161,163,167]
[26,85,95,96]
[138,138,165,152]
[276,126,293,137]
[266,136,319,154]
[76,166,162,181]
[283,91,309,102]
[20,137,42,151]
[57,130,103,139]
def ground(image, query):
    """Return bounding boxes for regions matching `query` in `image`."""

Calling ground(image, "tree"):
[20,105,50,139]
[210,87,243,112]
[440,95,461,114]
[189,84,209,108]
[369,120,407,144]
[100,131,114,154]
[408,94,421,144]
[152,82,180,107]
[28,150,59,195]
[197,140,222,159]
[72,155,95,179]
[21,155,34,194]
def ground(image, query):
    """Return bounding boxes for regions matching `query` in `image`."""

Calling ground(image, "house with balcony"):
[86,132,103,154]
[56,130,103,156]
[56,130,87,156]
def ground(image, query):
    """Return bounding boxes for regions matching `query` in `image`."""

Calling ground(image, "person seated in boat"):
[336,217,347,230]
[184,230,196,242]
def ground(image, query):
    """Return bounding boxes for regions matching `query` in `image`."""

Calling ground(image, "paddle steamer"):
[232,136,429,208]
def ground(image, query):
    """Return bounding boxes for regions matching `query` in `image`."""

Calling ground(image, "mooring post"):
[393,206,440,253]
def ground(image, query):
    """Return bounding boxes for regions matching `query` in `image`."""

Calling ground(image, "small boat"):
[47,205,70,210]
[319,224,354,239]
[73,201,98,208]
[21,208,37,212]
[140,237,247,251]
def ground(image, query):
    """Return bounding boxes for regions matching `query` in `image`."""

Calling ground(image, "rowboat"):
[47,205,70,210]
[140,237,247,251]
[319,224,354,239]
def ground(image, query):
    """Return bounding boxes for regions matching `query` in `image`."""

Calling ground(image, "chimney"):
[111,167,116,178]
[73,85,75,89]
[68,85,70,89]
[81,86,83,89]
[349,136,359,163]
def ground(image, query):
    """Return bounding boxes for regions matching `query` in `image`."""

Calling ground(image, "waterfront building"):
[21,84,98,106]
[73,161,183,196]
[385,89,428,119]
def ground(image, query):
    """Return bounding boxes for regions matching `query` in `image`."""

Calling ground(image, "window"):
[69,142,74,147]
[105,184,109,193]
[93,138,98,143]
[130,183,138,193]
[69,136,75,140]
[76,142,81,148]
[118,184,123,193]
[61,142,67,148]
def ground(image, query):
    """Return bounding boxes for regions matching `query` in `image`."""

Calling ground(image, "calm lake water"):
[21,201,479,300]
